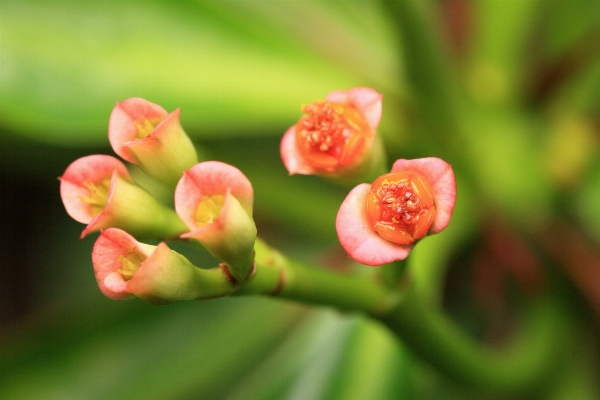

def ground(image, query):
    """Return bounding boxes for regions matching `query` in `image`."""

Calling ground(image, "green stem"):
[232,239,572,394]
[235,239,396,315]
[380,287,571,393]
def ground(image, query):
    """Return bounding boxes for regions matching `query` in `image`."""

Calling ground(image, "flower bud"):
[175,161,256,282]
[280,87,384,184]
[336,157,456,266]
[92,228,234,303]
[59,155,186,239]
[108,97,199,188]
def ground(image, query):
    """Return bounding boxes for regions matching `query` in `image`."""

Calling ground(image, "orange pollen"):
[294,101,369,170]
[366,173,436,245]
[377,182,423,224]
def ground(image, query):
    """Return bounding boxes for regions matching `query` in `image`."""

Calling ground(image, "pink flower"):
[108,97,199,188]
[59,155,186,239]
[175,161,256,282]
[280,87,383,181]
[336,158,456,266]
[92,228,232,303]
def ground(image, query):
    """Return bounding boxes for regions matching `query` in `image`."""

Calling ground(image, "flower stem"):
[235,239,396,315]
[235,238,572,394]
[380,287,572,393]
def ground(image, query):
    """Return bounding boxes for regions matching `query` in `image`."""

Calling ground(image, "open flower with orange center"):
[336,158,456,266]
[59,155,186,239]
[93,228,233,303]
[280,87,384,182]
[175,161,256,282]
[109,97,199,188]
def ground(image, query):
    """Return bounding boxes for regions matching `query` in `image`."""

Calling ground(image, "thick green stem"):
[235,239,395,315]
[232,239,572,394]
[189,238,570,393]
[380,287,572,393]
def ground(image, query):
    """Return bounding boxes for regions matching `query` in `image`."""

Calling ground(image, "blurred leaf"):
[321,316,412,400]
[575,162,600,244]
[382,0,462,138]
[462,108,553,224]
[225,311,413,400]
[225,310,357,400]
[0,298,309,400]
[0,0,370,146]
[470,0,540,103]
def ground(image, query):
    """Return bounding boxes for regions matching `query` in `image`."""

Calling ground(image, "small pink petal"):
[79,170,120,239]
[336,184,413,266]
[180,188,232,242]
[104,272,128,293]
[280,126,318,175]
[175,161,254,230]
[327,87,383,131]
[59,155,131,224]
[108,98,168,163]
[391,158,456,234]
[92,228,149,300]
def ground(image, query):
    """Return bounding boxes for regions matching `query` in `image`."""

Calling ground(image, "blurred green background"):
[2,0,600,398]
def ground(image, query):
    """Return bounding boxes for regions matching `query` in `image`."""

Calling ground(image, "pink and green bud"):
[92,228,234,304]
[336,157,456,266]
[108,97,199,188]
[280,87,385,184]
[59,155,187,239]
[175,161,256,282]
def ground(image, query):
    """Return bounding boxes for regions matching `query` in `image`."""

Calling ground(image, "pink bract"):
[390,158,456,234]
[280,87,382,176]
[92,228,157,300]
[174,161,254,231]
[174,161,256,278]
[108,97,169,163]
[336,157,456,266]
[60,155,130,224]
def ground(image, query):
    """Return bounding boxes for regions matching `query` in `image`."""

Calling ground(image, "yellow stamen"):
[195,195,225,226]
[78,179,111,217]
[117,251,146,281]
[133,117,158,139]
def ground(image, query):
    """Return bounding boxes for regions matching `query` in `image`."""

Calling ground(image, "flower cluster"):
[281,88,456,266]
[60,88,456,304]
[60,98,256,303]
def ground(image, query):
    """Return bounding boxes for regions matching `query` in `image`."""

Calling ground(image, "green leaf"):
[0,0,363,145]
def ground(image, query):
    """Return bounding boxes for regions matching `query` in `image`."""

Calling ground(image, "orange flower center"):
[117,251,146,281]
[295,101,369,171]
[78,179,111,217]
[366,172,436,245]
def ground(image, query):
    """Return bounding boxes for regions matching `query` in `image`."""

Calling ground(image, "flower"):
[175,161,256,282]
[108,97,199,188]
[92,228,233,303]
[59,155,186,239]
[280,87,384,182]
[336,157,456,266]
